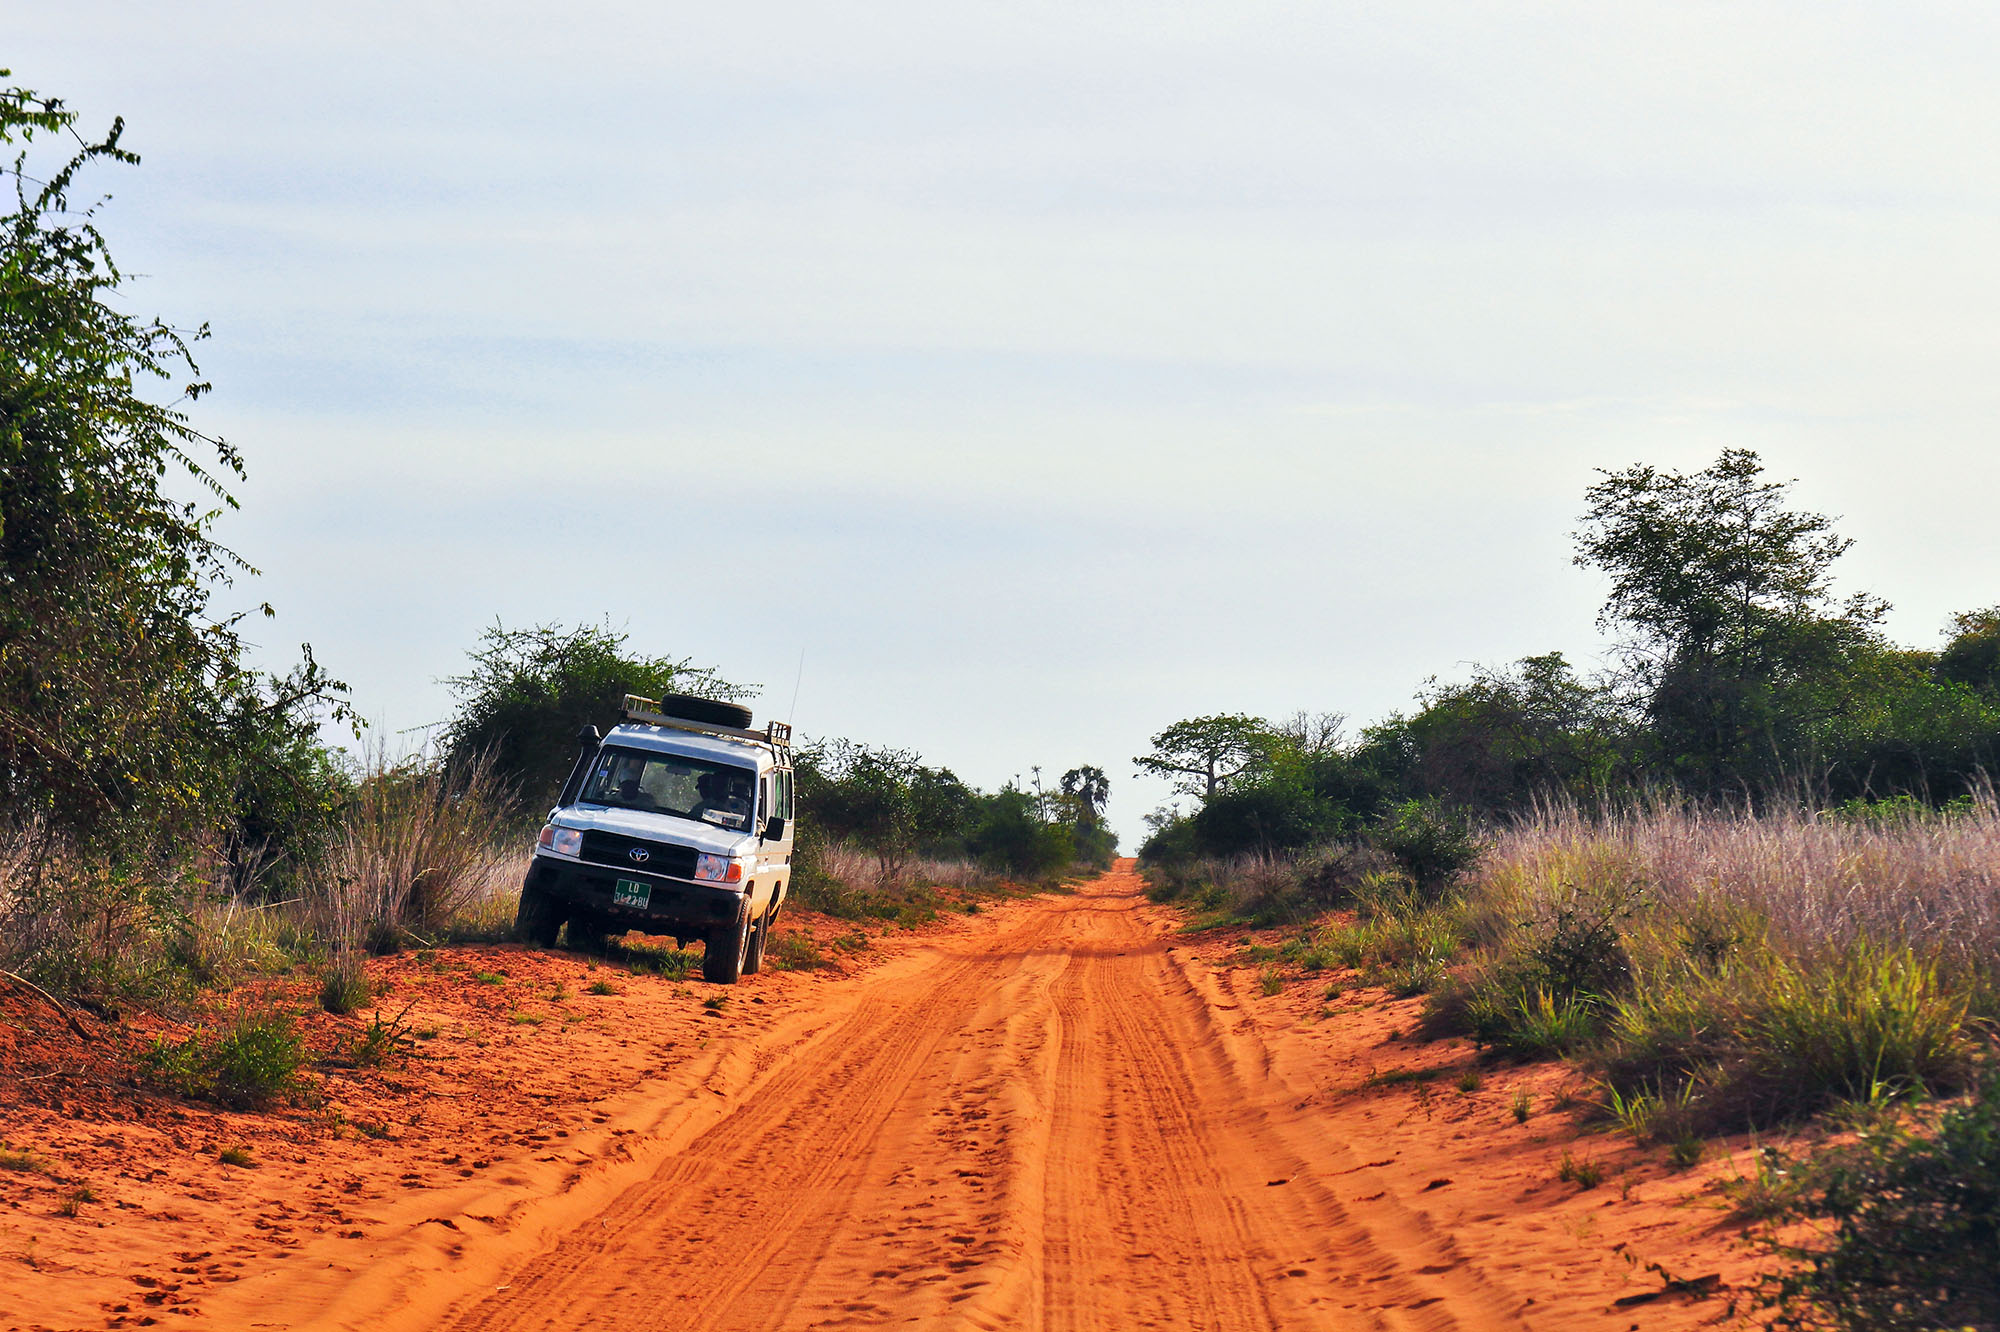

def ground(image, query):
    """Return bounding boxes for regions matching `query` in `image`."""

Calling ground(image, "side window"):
[783,770,795,819]
[759,774,772,823]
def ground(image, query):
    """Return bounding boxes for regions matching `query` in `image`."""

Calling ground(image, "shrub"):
[1465,984,1601,1059]
[319,958,371,1014]
[1760,1070,2000,1332]
[352,1004,415,1067]
[1374,800,1484,899]
[617,940,698,981]
[1738,945,1974,1121]
[768,931,833,971]
[147,1005,306,1109]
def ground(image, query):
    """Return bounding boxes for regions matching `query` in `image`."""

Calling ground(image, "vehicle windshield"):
[578,747,757,830]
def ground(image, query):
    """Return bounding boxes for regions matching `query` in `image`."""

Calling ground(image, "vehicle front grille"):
[578,831,700,880]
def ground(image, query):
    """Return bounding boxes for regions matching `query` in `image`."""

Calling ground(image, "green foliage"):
[767,930,833,971]
[968,787,1075,878]
[144,1005,305,1109]
[319,959,371,1014]
[1133,714,1271,801]
[795,739,972,880]
[351,1003,414,1067]
[444,621,752,815]
[0,77,348,851]
[1575,448,1901,796]
[1938,606,2000,696]
[1739,945,1974,1120]
[1373,799,1485,897]
[1361,654,1629,816]
[1556,1150,1603,1189]
[1760,1071,2000,1332]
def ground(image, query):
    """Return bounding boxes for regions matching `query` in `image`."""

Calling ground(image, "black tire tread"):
[514,877,563,948]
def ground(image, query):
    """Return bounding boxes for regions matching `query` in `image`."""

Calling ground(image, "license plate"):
[612,879,652,909]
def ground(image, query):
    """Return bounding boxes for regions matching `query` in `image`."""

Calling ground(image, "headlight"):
[694,853,743,884]
[540,826,581,857]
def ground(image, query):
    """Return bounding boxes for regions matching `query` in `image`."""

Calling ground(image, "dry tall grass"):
[308,748,520,956]
[1480,798,2000,983]
[813,842,998,894]
[1440,798,2000,1128]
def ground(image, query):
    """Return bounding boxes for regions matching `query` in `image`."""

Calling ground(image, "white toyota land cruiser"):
[514,693,796,984]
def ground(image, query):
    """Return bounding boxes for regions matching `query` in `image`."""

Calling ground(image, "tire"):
[703,899,753,984]
[514,876,563,948]
[652,694,754,730]
[742,907,771,975]
[566,917,611,954]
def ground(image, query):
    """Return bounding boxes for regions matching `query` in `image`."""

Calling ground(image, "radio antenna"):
[787,648,805,726]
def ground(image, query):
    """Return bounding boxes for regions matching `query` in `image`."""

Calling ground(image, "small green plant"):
[1469,985,1601,1058]
[586,979,620,996]
[55,1185,95,1217]
[1720,1146,1813,1222]
[354,1121,389,1140]
[352,1003,416,1067]
[1258,967,1283,996]
[701,995,728,1012]
[1363,1066,1439,1089]
[319,960,372,1015]
[1667,1133,1704,1170]
[1455,1069,1483,1093]
[510,1012,544,1026]
[1757,1068,2000,1331]
[618,941,699,980]
[1557,1150,1603,1189]
[830,931,869,953]
[1322,981,1344,1001]
[472,970,506,985]
[147,1006,306,1110]
[548,984,569,1001]
[218,1145,255,1168]
[769,931,834,971]
[0,1144,51,1174]
[1511,1088,1533,1123]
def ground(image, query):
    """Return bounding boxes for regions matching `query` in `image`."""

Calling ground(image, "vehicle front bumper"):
[526,853,744,932]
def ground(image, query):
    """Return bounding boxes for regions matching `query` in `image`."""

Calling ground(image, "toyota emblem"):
[628,848,650,864]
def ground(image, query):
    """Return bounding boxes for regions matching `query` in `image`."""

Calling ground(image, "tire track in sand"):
[422,862,1538,1331]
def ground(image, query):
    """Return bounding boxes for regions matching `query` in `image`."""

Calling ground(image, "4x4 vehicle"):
[514,693,796,984]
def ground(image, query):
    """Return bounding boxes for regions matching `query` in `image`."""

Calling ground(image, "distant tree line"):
[1143,449,2000,861]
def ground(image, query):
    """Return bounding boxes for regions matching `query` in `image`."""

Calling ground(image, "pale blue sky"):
[14,3,2000,839]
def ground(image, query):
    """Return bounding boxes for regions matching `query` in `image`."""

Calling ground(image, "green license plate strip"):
[612,879,652,908]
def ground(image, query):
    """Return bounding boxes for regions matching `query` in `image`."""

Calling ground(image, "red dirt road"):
[7,862,1755,1330]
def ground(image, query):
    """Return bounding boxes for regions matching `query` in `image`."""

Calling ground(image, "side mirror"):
[763,816,788,842]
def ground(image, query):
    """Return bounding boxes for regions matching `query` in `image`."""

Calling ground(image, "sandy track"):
[349,862,1537,1332]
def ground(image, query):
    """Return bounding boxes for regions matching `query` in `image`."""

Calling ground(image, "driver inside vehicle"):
[693,770,754,826]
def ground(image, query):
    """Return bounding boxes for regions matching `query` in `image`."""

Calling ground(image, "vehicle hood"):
[552,803,756,858]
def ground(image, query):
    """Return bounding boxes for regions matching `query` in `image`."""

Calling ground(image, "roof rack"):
[620,695,793,756]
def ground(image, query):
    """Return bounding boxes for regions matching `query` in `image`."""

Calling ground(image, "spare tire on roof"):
[650,694,754,729]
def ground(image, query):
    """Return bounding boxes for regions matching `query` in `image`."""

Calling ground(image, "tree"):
[1059,765,1110,827]
[0,74,346,847]
[1368,653,1629,814]
[1938,607,2000,697]
[444,621,752,815]
[1133,714,1270,801]
[1574,449,1886,794]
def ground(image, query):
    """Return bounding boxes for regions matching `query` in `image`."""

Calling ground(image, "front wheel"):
[703,899,752,984]
[742,907,771,975]
[514,877,563,947]
[566,918,611,954]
